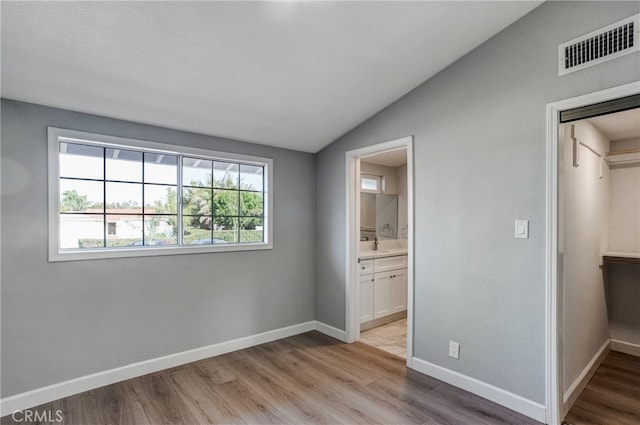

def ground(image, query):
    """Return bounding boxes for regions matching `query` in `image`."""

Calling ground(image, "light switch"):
[515,220,529,239]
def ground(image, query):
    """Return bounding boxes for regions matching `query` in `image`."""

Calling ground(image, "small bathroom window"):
[361,174,382,193]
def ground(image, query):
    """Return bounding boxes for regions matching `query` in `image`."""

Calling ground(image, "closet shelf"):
[602,251,640,265]
[606,149,640,165]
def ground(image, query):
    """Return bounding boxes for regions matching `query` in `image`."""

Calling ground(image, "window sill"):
[49,242,273,262]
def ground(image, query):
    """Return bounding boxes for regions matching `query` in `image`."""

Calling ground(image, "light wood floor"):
[564,351,640,425]
[360,318,407,359]
[1,331,542,425]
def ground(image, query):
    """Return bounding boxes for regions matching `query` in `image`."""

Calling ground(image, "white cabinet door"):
[373,272,392,319]
[390,269,407,313]
[359,275,374,323]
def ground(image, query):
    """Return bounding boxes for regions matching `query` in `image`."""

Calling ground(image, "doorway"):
[345,136,414,366]
[546,82,640,425]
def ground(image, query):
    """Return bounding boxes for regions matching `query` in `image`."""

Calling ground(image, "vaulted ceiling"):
[1,1,542,152]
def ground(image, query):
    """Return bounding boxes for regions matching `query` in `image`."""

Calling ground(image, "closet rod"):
[606,148,640,157]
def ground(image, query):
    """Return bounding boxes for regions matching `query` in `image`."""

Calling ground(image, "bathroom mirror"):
[360,193,397,241]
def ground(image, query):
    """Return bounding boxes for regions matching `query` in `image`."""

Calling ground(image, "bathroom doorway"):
[345,136,414,366]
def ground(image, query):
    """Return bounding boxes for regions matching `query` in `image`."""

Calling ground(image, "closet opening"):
[558,105,639,425]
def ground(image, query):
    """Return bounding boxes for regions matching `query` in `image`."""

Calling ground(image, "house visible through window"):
[49,127,272,261]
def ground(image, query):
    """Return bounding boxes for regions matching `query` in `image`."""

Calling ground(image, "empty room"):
[1,2,639,425]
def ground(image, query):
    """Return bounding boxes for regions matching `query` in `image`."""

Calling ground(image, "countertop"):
[359,248,408,260]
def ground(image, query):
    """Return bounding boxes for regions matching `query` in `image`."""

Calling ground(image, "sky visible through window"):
[59,144,264,204]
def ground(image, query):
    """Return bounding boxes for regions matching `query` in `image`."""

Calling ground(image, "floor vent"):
[559,14,639,75]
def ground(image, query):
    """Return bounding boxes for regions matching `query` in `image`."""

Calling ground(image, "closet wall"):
[607,137,640,347]
[560,120,611,400]
[609,138,640,253]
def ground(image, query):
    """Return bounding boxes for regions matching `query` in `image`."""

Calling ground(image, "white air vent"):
[559,14,639,76]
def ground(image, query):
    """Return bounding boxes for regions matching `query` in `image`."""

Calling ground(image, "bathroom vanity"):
[358,249,407,329]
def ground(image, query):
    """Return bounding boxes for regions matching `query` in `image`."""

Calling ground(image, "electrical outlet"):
[449,341,460,359]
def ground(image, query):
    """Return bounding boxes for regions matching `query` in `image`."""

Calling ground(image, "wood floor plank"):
[321,341,408,382]
[1,331,543,425]
[226,357,341,424]
[271,344,428,424]
[565,351,640,425]
[131,372,198,425]
[365,375,442,420]
[241,342,319,390]
[251,338,296,356]
[189,356,238,386]
[340,341,410,375]
[207,377,293,424]
[49,392,99,425]
[285,341,374,387]
[95,381,152,425]
[167,366,245,424]
[244,334,421,424]
[233,348,392,424]
[426,384,541,425]
[295,380,406,425]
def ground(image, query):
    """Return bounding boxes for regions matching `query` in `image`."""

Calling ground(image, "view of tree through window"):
[181,158,264,245]
[56,141,265,251]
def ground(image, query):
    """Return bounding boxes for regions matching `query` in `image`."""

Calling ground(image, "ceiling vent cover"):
[559,14,639,76]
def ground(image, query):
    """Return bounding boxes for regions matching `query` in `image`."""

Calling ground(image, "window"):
[48,127,272,261]
[361,174,382,193]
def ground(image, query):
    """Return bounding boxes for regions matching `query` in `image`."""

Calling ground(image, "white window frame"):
[48,127,273,262]
[360,174,382,193]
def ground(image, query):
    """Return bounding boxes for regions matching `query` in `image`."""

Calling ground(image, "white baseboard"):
[563,339,610,415]
[314,321,348,342]
[0,321,316,416]
[410,357,546,423]
[611,339,640,357]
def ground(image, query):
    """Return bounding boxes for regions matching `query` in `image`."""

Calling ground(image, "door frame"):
[545,81,640,425]
[345,135,414,367]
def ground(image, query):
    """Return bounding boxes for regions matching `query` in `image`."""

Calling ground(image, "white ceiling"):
[1,1,542,153]
[587,108,640,142]
[363,149,407,168]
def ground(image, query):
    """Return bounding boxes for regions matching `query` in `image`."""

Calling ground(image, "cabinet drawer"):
[373,255,407,273]
[359,259,374,275]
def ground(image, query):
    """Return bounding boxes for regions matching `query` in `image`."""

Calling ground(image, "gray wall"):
[315,1,639,404]
[1,100,316,397]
